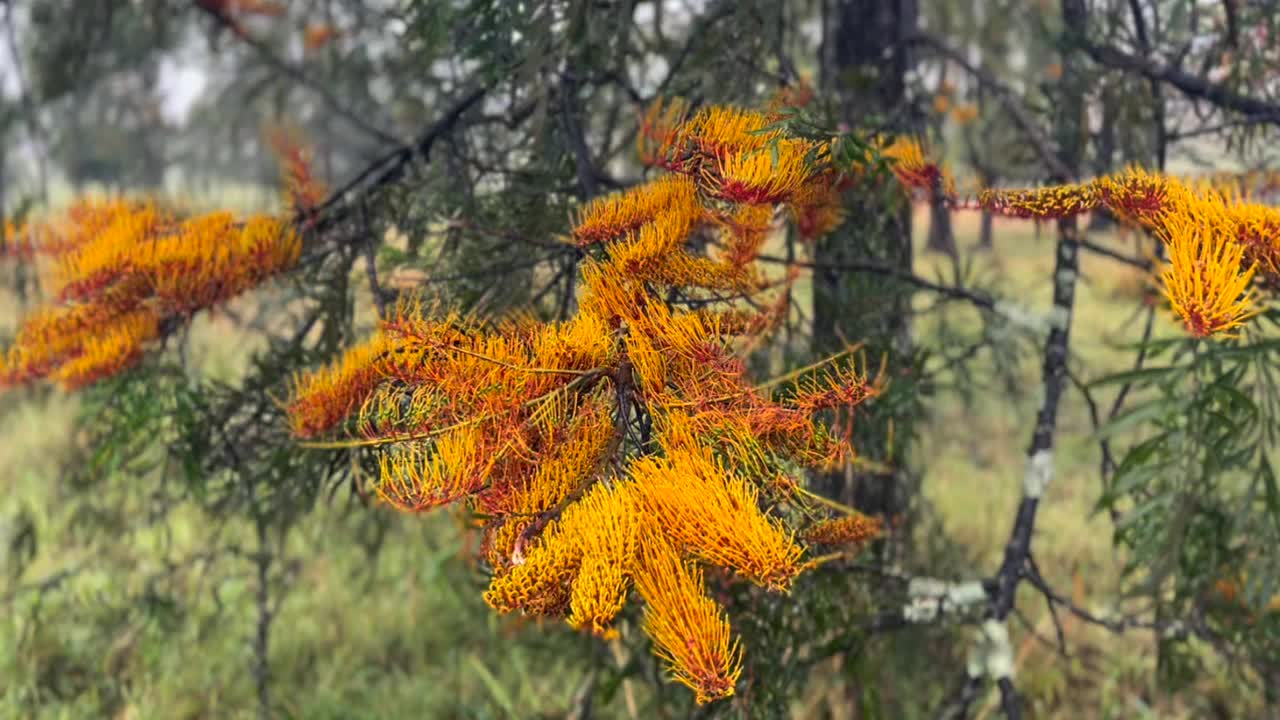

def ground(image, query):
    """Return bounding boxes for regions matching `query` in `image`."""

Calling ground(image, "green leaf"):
[467,654,520,718]
[1116,493,1174,531]
[1096,396,1184,439]
[1261,455,1280,533]
[1089,365,1185,388]
[1202,337,1280,360]
[1105,462,1165,507]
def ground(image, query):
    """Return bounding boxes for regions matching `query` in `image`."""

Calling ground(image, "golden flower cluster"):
[800,512,883,547]
[267,127,328,218]
[0,134,323,389]
[1,199,301,388]
[289,102,887,704]
[881,136,956,201]
[636,99,851,214]
[979,168,1280,337]
[979,184,1100,219]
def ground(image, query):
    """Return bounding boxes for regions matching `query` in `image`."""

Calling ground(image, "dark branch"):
[756,254,997,311]
[305,85,490,240]
[910,33,1073,181]
[936,675,984,720]
[1078,236,1149,269]
[192,0,402,147]
[1079,40,1280,125]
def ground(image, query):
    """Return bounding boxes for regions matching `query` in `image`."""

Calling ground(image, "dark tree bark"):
[987,3,1089,715]
[811,0,919,519]
[1089,88,1118,231]
[0,137,6,223]
[926,175,957,256]
[963,103,997,252]
[978,207,995,250]
[925,58,956,257]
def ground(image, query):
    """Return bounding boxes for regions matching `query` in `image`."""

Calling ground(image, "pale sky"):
[155,57,209,124]
[0,5,209,123]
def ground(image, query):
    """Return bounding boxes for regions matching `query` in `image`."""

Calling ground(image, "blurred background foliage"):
[2,0,1279,718]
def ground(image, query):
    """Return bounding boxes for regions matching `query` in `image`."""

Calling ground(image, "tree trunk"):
[0,137,6,222]
[811,0,918,520]
[978,207,994,250]
[1088,90,1116,232]
[926,176,956,256]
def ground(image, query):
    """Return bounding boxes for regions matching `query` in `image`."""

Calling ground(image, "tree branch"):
[1078,40,1280,125]
[304,85,490,240]
[192,0,402,147]
[756,254,997,311]
[909,33,1073,182]
[1077,236,1149,269]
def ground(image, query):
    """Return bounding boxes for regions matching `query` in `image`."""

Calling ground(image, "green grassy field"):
[0,205,1259,718]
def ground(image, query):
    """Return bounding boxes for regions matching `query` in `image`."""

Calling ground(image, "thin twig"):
[306,86,490,237]
[910,33,1072,182]
[757,254,996,311]
[361,203,389,319]
[193,0,402,147]
[1079,39,1280,125]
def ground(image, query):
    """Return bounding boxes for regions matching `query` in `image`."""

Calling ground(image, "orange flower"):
[684,105,782,158]
[567,482,641,638]
[2,195,300,390]
[266,128,327,215]
[484,516,581,616]
[715,140,812,205]
[1,219,34,259]
[54,201,164,300]
[637,97,692,170]
[883,137,953,198]
[950,103,980,125]
[630,440,804,591]
[48,308,160,389]
[801,513,883,547]
[634,533,742,704]
[1159,210,1257,337]
[790,358,881,412]
[290,336,396,438]
[377,425,496,511]
[1093,167,1170,225]
[980,184,1099,219]
[303,23,339,52]
[277,99,893,705]
[1229,202,1280,283]
[787,176,845,240]
[573,174,699,247]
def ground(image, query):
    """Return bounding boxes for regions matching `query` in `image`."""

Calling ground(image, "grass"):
[0,203,1264,718]
[0,387,599,718]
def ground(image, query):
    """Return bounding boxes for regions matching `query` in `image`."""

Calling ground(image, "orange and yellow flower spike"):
[484,516,582,617]
[634,532,742,705]
[800,512,883,547]
[715,140,813,205]
[1159,209,1258,338]
[566,482,641,638]
[630,440,804,592]
[573,174,700,247]
[979,183,1100,219]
